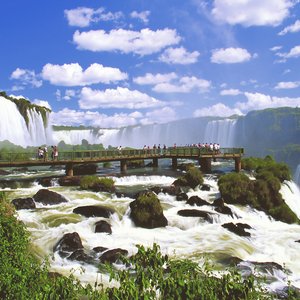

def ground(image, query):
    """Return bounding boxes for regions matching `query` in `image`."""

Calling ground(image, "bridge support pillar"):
[153,158,158,168]
[120,160,127,173]
[65,163,74,176]
[199,158,212,173]
[234,157,241,172]
[172,158,177,169]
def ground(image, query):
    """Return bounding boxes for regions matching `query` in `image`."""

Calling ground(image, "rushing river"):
[2,160,300,293]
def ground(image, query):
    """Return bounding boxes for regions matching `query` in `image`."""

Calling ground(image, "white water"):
[0,96,53,147]
[52,118,238,148]
[294,164,300,187]
[8,172,300,292]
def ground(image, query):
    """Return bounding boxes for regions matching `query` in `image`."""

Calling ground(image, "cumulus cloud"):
[130,10,150,24]
[211,47,252,64]
[153,76,211,93]
[133,72,177,85]
[279,19,300,35]
[236,92,300,111]
[159,47,200,64]
[275,81,300,89]
[64,7,123,27]
[10,68,42,88]
[220,89,242,96]
[79,87,165,109]
[212,0,294,27]
[270,46,282,52]
[276,45,300,60]
[140,107,177,125]
[32,99,52,110]
[194,103,243,117]
[73,28,181,55]
[41,63,127,86]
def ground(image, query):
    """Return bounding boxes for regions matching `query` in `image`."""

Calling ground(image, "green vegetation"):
[1,192,299,299]
[174,166,204,189]
[219,156,298,224]
[80,175,115,191]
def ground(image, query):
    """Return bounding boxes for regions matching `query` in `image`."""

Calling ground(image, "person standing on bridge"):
[43,146,48,161]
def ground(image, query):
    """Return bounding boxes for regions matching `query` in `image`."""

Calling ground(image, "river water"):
[2,159,300,294]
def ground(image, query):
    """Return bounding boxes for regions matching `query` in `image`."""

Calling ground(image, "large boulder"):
[58,176,81,186]
[99,248,128,264]
[129,191,168,228]
[187,196,210,206]
[177,209,214,222]
[37,177,53,187]
[94,220,112,234]
[222,223,252,237]
[73,163,98,175]
[173,167,204,189]
[54,232,83,255]
[11,197,36,210]
[73,205,115,218]
[67,249,94,264]
[33,189,68,205]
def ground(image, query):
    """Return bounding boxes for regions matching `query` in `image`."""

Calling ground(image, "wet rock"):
[67,249,94,264]
[95,220,112,234]
[38,177,53,187]
[200,184,211,191]
[130,191,168,228]
[58,176,81,186]
[222,222,251,237]
[161,185,182,196]
[93,246,108,253]
[33,189,68,205]
[0,169,10,175]
[73,164,98,176]
[176,192,188,201]
[215,205,234,217]
[11,197,36,210]
[54,232,83,254]
[100,248,128,264]
[177,209,213,222]
[187,195,210,206]
[212,197,225,207]
[73,205,115,218]
[150,186,163,194]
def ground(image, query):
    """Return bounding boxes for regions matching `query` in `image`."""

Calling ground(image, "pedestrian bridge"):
[0,147,244,176]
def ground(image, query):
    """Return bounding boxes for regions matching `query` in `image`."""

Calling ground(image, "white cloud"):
[64,7,123,27]
[220,89,242,96]
[130,11,150,24]
[73,28,181,55]
[270,46,282,52]
[279,19,300,35]
[211,47,252,64]
[275,81,300,89]
[236,92,300,111]
[159,47,200,64]
[212,0,294,27]
[32,99,52,110]
[42,63,127,86]
[140,107,177,125]
[194,103,243,117]
[63,89,77,100]
[10,68,42,88]
[50,108,140,128]
[277,45,300,59]
[133,72,177,85]
[153,76,211,93]
[79,87,165,109]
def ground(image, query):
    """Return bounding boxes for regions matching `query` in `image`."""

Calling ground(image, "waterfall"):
[294,164,300,187]
[0,96,53,147]
[204,119,237,147]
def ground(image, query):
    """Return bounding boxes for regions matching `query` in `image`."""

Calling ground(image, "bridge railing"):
[0,147,244,163]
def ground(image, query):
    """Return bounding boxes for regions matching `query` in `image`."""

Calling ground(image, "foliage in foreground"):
[219,156,298,224]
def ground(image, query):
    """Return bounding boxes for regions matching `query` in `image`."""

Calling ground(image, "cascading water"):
[204,119,237,147]
[0,96,53,147]
[294,164,300,187]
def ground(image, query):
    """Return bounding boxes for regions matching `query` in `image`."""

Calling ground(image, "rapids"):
[3,161,300,294]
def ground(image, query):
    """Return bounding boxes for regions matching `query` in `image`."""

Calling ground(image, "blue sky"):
[1,0,300,128]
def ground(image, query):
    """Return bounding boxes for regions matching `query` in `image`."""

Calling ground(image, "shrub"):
[174,167,204,189]
[80,175,115,192]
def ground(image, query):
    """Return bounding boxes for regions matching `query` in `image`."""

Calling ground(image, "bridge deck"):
[0,147,243,168]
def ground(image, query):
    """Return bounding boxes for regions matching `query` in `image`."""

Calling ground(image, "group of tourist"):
[37,145,58,161]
